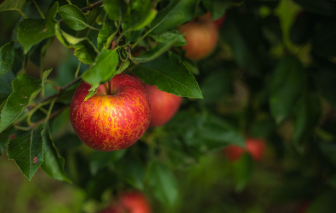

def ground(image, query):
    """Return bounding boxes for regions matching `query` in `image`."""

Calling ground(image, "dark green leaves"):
[150,30,187,47]
[232,154,254,191]
[126,0,157,32]
[41,123,71,182]
[0,42,15,77]
[202,0,228,20]
[0,0,26,13]
[82,49,118,100]
[97,19,118,50]
[7,128,44,181]
[58,4,90,31]
[0,127,15,156]
[133,52,202,99]
[150,0,200,35]
[89,150,126,175]
[269,55,306,124]
[0,74,41,133]
[17,1,58,53]
[147,161,178,206]
[103,0,130,22]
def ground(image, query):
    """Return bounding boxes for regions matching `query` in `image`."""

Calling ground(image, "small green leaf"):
[76,7,102,38]
[133,52,203,99]
[202,0,228,20]
[0,42,15,77]
[232,153,254,192]
[0,74,41,133]
[82,49,119,87]
[59,4,97,31]
[134,37,179,63]
[116,60,130,74]
[150,0,200,35]
[125,0,157,32]
[17,1,58,53]
[269,55,306,124]
[89,150,126,175]
[147,161,178,206]
[84,85,99,101]
[41,123,71,182]
[0,0,26,13]
[150,29,187,47]
[103,0,130,21]
[97,19,118,50]
[0,126,15,156]
[55,24,98,64]
[42,68,52,83]
[7,128,44,181]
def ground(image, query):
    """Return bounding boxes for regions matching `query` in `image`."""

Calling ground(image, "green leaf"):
[151,0,201,35]
[55,24,98,64]
[133,52,202,99]
[58,4,90,31]
[116,60,130,74]
[103,0,130,22]
[89,150,126,175]
[147,161,178,206]
[293,94,321,149]
[0,126,15,156]
[269,55,306,124]
[134,37,179,63]
[0,0,25,13]
[125,0,157,32]
[82,49,119,88]
[41,123,71,182]
[233,153,254,192]
[42,68,52,83]
[17,1,58,53]
[76,7,102,38]
[0,70,15,104]
[29,38,53,67]
[0,74,41,133]
[150,29,187,47]
[97,19,118,50]
[7,128,44,181]
[202,0,228,20]
[0,42,15,77]
[308,192,336,213]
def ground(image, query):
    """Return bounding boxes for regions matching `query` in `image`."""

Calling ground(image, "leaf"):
[202,0,228,20]
[147,161,178,206]
[116,60,130,74]
[42,68,52,83]
[293,94,321,149]
[150,29,187,47]
[150,0,201,35]
[76,7,102,38]
[133,52,202,99]
[82,49,119,89]
[269,55,306,124]
[0,0,25,13]
[103,0,130,22]
[89,150,126,175]
[0,70,15,104]
[7,128,44,181]
[134,37,179,63]
[58,4,90,31]
[232,153,254,192]
[17,1,58,53]
[0,74,41,133]
[97,19,118,50]
[55,24,98,64]
[0,42,15,77]
[125,0,157,32]
[41,123,71,182]
[308,192,336,213]
[29,38,53,67]
[0,126,15,156]
[220,10,264,74]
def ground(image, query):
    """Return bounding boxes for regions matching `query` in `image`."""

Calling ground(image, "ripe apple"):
[224,138,266,162]
[120,191,151,213]
[178,15,218,60]
[70,74,151,151]
[144,85,182,127]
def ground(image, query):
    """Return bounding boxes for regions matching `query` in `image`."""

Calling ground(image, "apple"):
[178,15,218,60]
[224,138,266,162]
[144,85,182,127]
[99,205,126,213]
[70,74,151,151]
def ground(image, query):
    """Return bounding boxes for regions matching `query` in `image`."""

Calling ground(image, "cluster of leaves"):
[2,0,336,212]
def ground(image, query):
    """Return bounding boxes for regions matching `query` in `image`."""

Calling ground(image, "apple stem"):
[108,81,113,95]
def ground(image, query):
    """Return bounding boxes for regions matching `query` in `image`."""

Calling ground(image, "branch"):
[36,77,81,105]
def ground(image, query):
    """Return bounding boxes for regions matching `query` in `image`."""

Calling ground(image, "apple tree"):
[1,0,336,212]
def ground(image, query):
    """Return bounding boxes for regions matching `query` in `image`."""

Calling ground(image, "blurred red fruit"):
[206,12,226,29]
[120,191,151,213]
[224,138,266,162]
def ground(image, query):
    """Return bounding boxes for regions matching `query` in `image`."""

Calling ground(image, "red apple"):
[120,191,151,213]
[70,74,151,151]
[144,85,182,127]
[178,15,218,60]
[224,138,266,162]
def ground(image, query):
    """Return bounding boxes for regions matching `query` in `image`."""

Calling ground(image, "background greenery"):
[1,0,336,212]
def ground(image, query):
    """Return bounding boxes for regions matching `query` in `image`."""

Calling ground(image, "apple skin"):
[144,85,182,127]
[120,191,151,213]
[70,74,151,151]
[224,138,266,162]
[178,15,218,60]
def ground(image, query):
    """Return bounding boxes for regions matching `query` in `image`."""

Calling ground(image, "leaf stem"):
[74,61,82,78]
[33,0,45,19]
[17,10,28,19]
[46,98,56,121]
